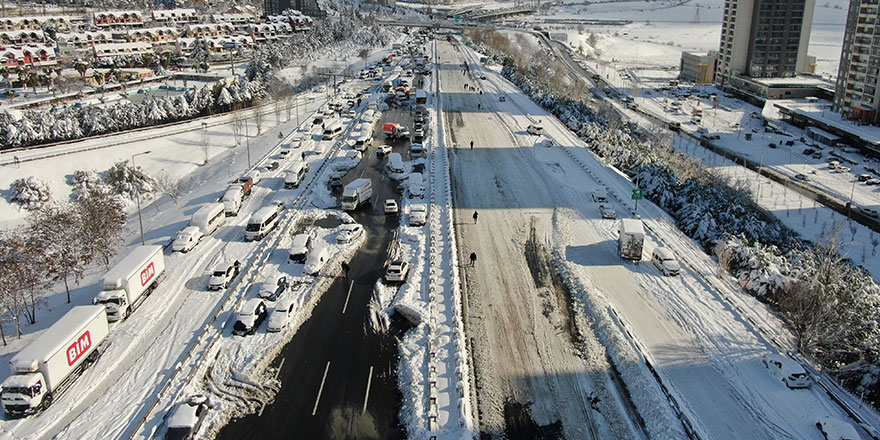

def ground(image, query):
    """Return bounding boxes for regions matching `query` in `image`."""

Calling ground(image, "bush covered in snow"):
[104,160,155,200]
[70,169,111,201]
[467,29,880,409]
[10,177,52,211]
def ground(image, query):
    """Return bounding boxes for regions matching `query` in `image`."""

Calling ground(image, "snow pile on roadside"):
[552,211,688,439]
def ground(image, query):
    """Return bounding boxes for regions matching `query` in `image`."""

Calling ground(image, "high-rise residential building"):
[716,0,815,84]
[833,0,880,124]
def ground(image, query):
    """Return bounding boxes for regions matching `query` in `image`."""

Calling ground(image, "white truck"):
[0,306,110,416]
[341,178,372,210]
[93,245,165,322]
[618,219,645,261]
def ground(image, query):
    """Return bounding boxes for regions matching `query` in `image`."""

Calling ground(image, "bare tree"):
[358,48,370,68]
[0,230,45,333]
[153,172,185,205]
[75,190,126,269]
[252,102,264,135]
[29,205,90,304]
[230,111,244,145]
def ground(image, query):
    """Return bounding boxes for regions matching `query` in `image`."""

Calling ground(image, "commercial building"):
[680,50,718,84]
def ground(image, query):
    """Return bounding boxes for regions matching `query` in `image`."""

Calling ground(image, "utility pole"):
[131,151,151,246]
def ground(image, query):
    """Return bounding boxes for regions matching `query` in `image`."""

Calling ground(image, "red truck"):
[235,176,254,196]
[383,122,409,139]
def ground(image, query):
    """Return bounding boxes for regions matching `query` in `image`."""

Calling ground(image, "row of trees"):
[0,190,126,339]
[469,30,880,406]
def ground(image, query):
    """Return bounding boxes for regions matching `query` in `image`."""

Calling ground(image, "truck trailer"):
[0,306,110,416]
[618,219,645,261]
[341,178,373,210]
[94,245,165,322]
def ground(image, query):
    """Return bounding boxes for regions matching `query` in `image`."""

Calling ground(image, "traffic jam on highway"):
[0,32,441,439]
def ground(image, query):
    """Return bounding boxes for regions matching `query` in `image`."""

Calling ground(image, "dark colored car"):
[165,394,212,440]
[232,299,268,336]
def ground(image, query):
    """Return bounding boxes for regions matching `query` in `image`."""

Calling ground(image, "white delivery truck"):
[190,202,226,235]
[618,219,645,261]
[1,306,110,416]
[94,245,165,322]
[341,178,373,210]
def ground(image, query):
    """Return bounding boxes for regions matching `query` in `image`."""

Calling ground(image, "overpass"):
[469,7,535,20]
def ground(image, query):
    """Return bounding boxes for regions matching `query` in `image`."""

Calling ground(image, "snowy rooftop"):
[752,76,834,87]
[772,98,880,143]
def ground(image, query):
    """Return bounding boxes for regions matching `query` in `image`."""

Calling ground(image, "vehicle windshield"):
[245,223,261,232]
[95,297,123,305]
[213,271,226,277]
[341,196,357,203]
[3,386,34,396]
[164,427,191,440]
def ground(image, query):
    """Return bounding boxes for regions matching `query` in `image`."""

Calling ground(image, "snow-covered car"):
[384,261,410,283]
[591,189,608,203]
[289,232,314,263]
[336,224,364,244]
[651,247,680,276]
[794,173,810,181]
[345,110,356,118]
[245,169,261,185]
[866,178,880,186]
[172,226,202,253]
[526,124,545,135]
[266,297,296,332]
[479,74,486,80]
[377,145,392,156]
[232,298,268,336]
[266,161,281,171]
[304,245,329,276]
[221,185,243,216]
[165,394,212,440]
[258,275,289,302]
[598,205,616,219]
[384,199,399,215]
[207,261,240,291]
[859,207,880,218]
[409,204,427,226]
[761,353,810,388]
[816,415,860,440]
[408,183,425,199]
[499,96,506,102]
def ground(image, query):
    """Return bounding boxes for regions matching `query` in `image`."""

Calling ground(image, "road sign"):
[632,189,643,200]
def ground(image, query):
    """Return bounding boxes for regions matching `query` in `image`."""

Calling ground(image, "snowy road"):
[451,38,869,439]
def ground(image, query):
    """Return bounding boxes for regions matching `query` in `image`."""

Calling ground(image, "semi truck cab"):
[1,374,46,415]
[93,286,129,322]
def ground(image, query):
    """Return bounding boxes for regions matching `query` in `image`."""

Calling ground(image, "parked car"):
[598,205,616,219]
[384,199,399,215]
[408,183,425,199]
[866,178,880,186]
[409,204,427,226]
[385,261,410,283]
[816,415,860,440]
[266,297,296,332]
[858,174,873,182]
[289,232,314,263]
[377,145,393,156]
[232,298,268,336]
[794,173,810,181]
[591,189,608,203]
[304,245,330,276]
[172,226,202,253]
[859,206,880,218]
[266,161,281,171]
[346,110,356,118]
[761,353,810,388]
[208,261,240,291]
[165,394,212,440]
[336,224,364,244]
[651,247,680,276]
[258,275,289,302]
[499,95,506,102]
[768,142,777,149]
[526,124,545,135]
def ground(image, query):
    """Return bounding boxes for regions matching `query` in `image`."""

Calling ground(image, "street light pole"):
[131,151,151,246]
[244,116,251,168]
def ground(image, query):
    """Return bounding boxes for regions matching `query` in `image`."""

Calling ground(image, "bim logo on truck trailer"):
[67,331,91,366]
[140,262,156,287]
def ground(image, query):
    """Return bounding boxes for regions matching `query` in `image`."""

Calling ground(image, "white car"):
[266,298,296,332]
[377,145,392,156]
[172,226,202,253]
[336,224,364,244]
[384,261,410,283]
[526,124,545,135]
[289,232,314,263]
[761,353,810,388]
[208,261,240,291]
[408,183,425,199]
[598,205,616,219]
[651,247,680,276]
[165,394,212,440]
[345,110,356,118]
[409,204,427,226]
[816,415,860,440]
[384,199,399,215]
[591,189,608,203]
[258,275,288,302]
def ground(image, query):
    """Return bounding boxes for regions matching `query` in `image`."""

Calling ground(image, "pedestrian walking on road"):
[473,211,478,224]
[477,103,481,110]
[479,90,483,95]
[469,252,477,267]
[470,140,474,150]
[341,261,350,278]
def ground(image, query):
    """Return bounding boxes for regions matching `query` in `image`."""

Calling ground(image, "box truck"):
[1,306,110,416]
[383,122,409,139]
[94,245,165,322]
[618,219,645,261]
[341,178,372,210]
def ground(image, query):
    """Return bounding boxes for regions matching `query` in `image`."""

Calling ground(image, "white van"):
[284,161,308,189]
[221,185,243,216]
[762,353,810,389]
[191,202,226,235]
[322,121,344,140]
[361,109,375,123]
[245,204,283,241]
[387,152,404,174]
[353,131,372,152]
[651,247,680,276]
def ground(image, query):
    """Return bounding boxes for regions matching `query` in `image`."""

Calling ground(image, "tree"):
[10,177,52,211]
[230,111,244,145]
[252,102,264,135]
[359,47,370,68]
[0,230,46,333]
[153,172,185,205]
[74,190,126,268]
[29,204,90,304]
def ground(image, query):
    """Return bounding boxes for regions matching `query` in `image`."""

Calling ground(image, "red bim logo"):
[67,331,91,366]
[140,262,155,287]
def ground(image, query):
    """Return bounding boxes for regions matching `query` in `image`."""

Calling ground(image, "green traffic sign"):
[632,189,643,200]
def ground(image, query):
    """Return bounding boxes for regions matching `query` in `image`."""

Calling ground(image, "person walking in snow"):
[473,211,478,224]
[470,140,474,150]
[469,252,477,267]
